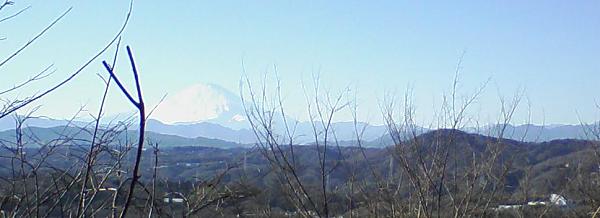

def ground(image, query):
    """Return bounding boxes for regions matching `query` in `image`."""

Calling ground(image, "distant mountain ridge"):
[2,82,595,144]
[0,116,88,132]
[145,119,256,143]
[0,125,246,148]
[479,123,591,142]
[1,116,597,151]
[1,116,596,146]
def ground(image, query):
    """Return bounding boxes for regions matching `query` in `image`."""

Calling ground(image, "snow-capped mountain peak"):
[152,83,246,128]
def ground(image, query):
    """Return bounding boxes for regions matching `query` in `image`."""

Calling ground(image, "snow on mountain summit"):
[153,83,246,126]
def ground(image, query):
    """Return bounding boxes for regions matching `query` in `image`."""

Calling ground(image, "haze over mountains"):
[0,83,594,146]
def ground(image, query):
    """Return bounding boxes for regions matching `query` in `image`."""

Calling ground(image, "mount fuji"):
[152,83,248,130]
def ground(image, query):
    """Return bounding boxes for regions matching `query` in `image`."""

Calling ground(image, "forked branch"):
[102,46,146,218]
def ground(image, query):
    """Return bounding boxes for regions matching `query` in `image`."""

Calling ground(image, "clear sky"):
[1,1,599,125]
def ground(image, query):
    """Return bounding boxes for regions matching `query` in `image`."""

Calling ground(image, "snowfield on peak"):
[152,83,247,128]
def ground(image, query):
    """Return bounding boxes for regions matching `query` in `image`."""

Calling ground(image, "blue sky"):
[1,1,599,125]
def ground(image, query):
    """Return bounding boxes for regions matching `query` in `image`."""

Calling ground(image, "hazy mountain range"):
[0,83,595,146]
[0,125,245,148]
